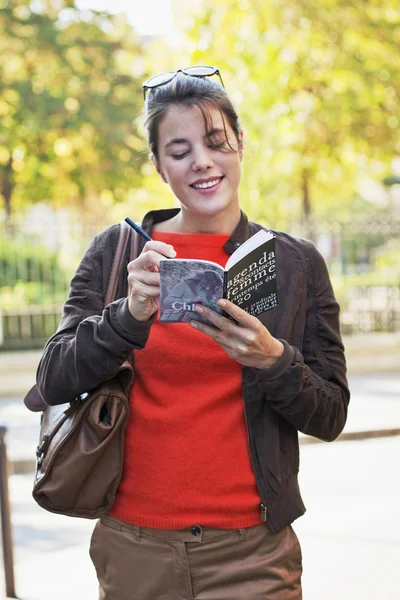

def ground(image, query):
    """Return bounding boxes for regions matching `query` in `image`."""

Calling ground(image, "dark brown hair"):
[144,74,241,161]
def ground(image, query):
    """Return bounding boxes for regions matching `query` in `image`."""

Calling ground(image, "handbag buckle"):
[36,435,49,467]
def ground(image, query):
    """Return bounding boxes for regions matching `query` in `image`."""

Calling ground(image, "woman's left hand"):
[190,299,284,369]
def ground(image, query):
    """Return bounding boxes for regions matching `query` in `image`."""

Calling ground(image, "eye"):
[207,137,229,150]
[172,152,188,160]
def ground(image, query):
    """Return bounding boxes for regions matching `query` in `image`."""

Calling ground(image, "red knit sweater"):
[109,231,261,529]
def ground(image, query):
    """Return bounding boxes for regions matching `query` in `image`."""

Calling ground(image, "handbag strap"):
[24,221,140,413]
[130,221,142,263]
[104,221,139,306]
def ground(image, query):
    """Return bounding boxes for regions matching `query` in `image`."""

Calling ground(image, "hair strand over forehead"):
[144,74,241,161]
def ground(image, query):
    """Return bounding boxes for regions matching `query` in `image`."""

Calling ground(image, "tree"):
[172,0,400,226]
[0,0,147,227]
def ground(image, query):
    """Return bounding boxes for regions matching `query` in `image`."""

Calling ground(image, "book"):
[159,229,278,324]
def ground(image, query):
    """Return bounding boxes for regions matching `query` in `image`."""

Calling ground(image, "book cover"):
[159,230,278,324]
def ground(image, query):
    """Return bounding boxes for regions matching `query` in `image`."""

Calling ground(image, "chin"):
[191,195,236,213]
[194,204,232,218]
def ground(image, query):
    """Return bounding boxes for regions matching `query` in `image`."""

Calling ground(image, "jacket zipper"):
[260,503,267,522]
[242,393,269,525]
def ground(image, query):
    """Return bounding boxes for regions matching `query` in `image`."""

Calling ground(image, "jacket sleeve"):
[36,227,154,406]
[254,241,350,442]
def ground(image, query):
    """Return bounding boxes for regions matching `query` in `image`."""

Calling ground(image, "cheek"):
[166,163,187,185]
[226,157,242,180]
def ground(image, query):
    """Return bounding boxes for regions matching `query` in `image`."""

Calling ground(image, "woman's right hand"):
[127,241,176,321]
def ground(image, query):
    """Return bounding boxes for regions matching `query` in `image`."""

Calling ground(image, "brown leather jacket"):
[36,209,350,532]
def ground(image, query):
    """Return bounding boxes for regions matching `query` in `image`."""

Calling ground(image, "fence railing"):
[0,426,17,598]
[1,286,399,351]
[0,305,62,351]
[1,215,399,350]
[340,286,400,335]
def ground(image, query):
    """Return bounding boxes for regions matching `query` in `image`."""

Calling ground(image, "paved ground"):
[296,437,400,600]
[0,437,398,600]
[0,372,399,599]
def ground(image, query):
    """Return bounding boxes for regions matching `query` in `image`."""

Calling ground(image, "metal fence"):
[0,305,62,350]
[340,286,400,335]
[292,216,400,336]
[1,215,399,351]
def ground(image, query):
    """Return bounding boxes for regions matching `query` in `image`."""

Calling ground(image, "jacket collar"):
[141,208,251,256]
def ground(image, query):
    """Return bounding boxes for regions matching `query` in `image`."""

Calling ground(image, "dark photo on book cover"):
[160,261,224,323]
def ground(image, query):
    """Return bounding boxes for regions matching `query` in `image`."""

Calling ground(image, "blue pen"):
[125,217,152,242]
[125,217,173,259]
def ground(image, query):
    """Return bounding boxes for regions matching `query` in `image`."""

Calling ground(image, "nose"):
[191,145,214,171]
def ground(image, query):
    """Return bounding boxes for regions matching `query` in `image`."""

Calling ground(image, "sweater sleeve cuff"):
[254,340,295,381]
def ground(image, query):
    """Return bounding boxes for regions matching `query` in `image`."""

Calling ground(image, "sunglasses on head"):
[142,66,224,99]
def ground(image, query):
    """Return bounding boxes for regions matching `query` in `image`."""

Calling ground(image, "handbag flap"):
[24,385,47,412]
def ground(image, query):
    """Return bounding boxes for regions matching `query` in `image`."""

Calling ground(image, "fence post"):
[0,426,17,598]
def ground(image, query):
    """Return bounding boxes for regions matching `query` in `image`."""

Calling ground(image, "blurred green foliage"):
[0,0,148,221]
[0,0,398,229]
[0,0,398,343]
[0,237,69,306]
[170,0,400,223]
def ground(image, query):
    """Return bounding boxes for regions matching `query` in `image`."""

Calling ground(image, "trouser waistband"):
[101,515,250,543]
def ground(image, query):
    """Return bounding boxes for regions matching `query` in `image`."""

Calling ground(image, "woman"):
[37,66,350,599]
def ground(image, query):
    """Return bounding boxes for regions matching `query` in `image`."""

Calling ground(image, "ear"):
[238,130,244,162]
[151,154,167,183]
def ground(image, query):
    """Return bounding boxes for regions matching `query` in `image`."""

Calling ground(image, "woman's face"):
[154,103,243,223]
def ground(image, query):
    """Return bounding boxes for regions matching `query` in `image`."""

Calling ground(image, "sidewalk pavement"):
[0,373,399,475]
[1,437,399,600]
[0,341,399,599]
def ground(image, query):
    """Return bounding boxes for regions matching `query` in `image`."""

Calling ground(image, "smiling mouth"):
[191,177,223,190]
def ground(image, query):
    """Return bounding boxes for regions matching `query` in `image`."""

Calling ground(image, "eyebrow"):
[164,129,225,149]
[165,138,189,149]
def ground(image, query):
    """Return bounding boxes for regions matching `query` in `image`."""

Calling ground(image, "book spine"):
[222,271,231,319]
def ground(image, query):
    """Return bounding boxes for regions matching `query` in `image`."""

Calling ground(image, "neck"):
[165,205,241,235]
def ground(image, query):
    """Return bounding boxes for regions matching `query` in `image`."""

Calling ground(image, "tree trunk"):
[302,169,311,219]
[301,170,315,241]
[1,158,14,235]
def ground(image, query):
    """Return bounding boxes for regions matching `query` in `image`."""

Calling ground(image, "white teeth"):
[193,178,221,189]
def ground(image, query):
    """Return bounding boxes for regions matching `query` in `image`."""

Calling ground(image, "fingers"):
[143,240,176,256]
[128,270,160,288]
[190,318,239,351]
[127,247,165,320]
[143,241,176,259]
[128,274,160,300]
[216,299,259,328]
[127,268,161,321]
[129,280,161,299]
[126,242,176,322]
[128,245,175,276]
[189,301,282,369]
[190,303,254,350]
[193,300,261,337]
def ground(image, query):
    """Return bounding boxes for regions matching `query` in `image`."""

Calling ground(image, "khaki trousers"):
[90,515,302,600]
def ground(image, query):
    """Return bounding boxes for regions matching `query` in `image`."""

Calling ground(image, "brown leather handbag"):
[24,221,139,518]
